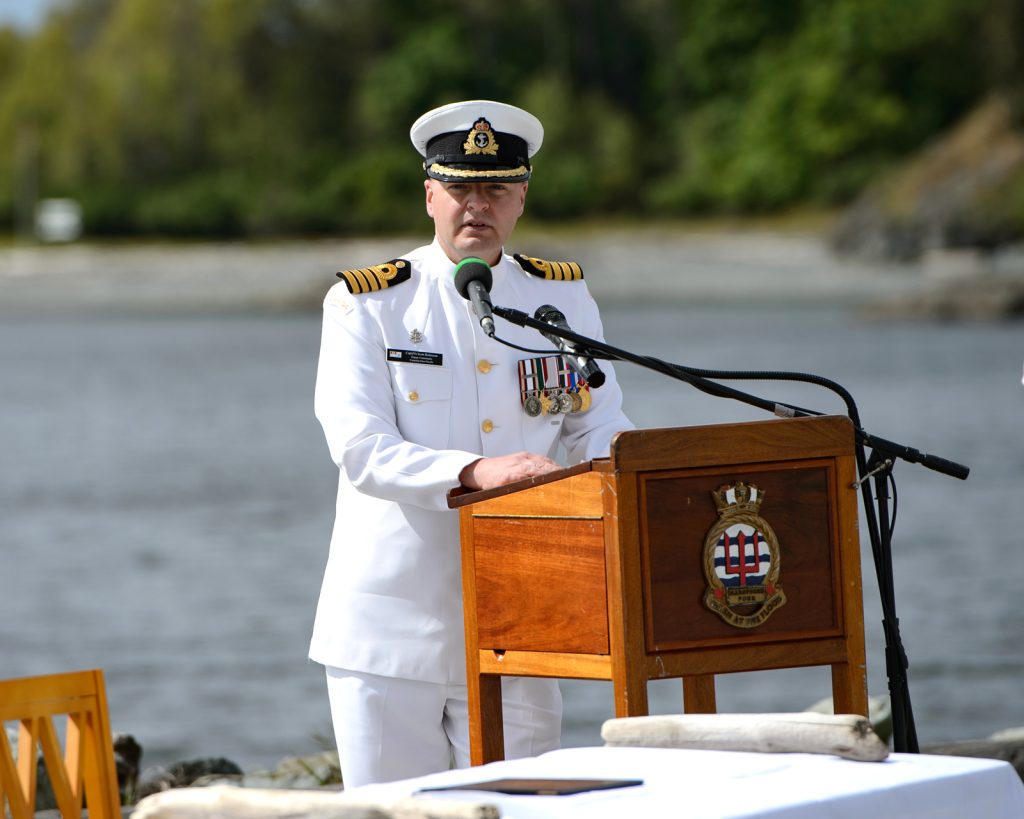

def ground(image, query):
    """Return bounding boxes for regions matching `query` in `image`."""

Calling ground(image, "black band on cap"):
[426,153,524,167]
[423,124,532,181]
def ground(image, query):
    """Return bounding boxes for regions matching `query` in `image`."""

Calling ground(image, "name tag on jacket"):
[387,348,443,366]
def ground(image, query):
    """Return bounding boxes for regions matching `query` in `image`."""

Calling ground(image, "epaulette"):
[514,253,584,281]
[336,259,412,294]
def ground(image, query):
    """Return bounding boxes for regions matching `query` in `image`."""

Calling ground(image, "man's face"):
[425,179,528,266]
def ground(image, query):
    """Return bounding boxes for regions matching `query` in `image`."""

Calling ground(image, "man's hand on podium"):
[459,452,561,491]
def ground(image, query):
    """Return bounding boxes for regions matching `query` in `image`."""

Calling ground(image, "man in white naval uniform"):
[311,100,633,787]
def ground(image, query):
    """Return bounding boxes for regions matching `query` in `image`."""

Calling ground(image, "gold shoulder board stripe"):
[514,253,584,281]
[336,259,412,294]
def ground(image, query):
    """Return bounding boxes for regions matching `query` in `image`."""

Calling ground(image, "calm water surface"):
[1,304,1021,772]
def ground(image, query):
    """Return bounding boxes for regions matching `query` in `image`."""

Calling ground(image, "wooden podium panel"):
[451,416,867,765]
[641,462,841,649]
[472,515,609,654]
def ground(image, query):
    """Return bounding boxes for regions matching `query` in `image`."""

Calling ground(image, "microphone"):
[453,257,495,336]
[534,304,606,388]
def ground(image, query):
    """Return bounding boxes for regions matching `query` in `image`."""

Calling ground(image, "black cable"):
[889,470,899,540]
[491,336,560,355]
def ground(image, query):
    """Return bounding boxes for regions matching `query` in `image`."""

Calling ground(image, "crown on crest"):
[712,481,764,515]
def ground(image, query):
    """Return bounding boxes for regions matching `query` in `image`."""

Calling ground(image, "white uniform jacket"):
[310,239,633,684]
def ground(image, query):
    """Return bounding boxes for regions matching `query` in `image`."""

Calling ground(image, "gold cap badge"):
[463,117,500,156]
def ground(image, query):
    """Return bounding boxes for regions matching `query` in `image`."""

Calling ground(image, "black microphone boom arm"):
[492,304,969,479]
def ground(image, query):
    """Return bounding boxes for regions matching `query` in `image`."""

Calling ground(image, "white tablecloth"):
[347,746,1024,818]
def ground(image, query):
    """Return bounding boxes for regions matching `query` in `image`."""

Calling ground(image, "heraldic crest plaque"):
[703,481,787,628]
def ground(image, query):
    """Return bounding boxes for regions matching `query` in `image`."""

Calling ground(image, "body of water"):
[1,298,1021,774]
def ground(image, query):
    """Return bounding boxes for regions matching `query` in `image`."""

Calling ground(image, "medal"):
[579,388,592,412]
[520,354,582,418]
[519,359,540,417]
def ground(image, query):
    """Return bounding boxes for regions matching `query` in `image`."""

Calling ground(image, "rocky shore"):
[21,704,1024,817]
[826,92,1024,318]
[114,723,1024,815]
[9,696,1021,818]
[1,226,1021,319]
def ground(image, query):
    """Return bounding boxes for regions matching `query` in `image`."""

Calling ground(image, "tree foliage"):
[0,0,1008,236]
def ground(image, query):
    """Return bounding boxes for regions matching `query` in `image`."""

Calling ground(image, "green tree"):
[0,0,1013,236]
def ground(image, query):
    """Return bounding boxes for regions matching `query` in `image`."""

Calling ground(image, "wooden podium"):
[449,415,868,765]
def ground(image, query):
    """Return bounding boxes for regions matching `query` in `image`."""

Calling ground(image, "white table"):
[347,746,1024,818]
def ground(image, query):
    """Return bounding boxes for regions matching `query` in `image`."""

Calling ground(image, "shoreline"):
[0,228,960,314]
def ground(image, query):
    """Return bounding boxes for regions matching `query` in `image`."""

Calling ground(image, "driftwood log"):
[131,785,500,819]
[602,712,889,762]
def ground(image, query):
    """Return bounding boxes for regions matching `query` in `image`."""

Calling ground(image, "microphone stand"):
[493,304,969,753]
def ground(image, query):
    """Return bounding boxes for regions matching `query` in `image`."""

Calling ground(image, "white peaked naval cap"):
[410,100,544,182]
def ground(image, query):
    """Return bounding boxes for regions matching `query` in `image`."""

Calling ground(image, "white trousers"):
[325,667,562,788]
